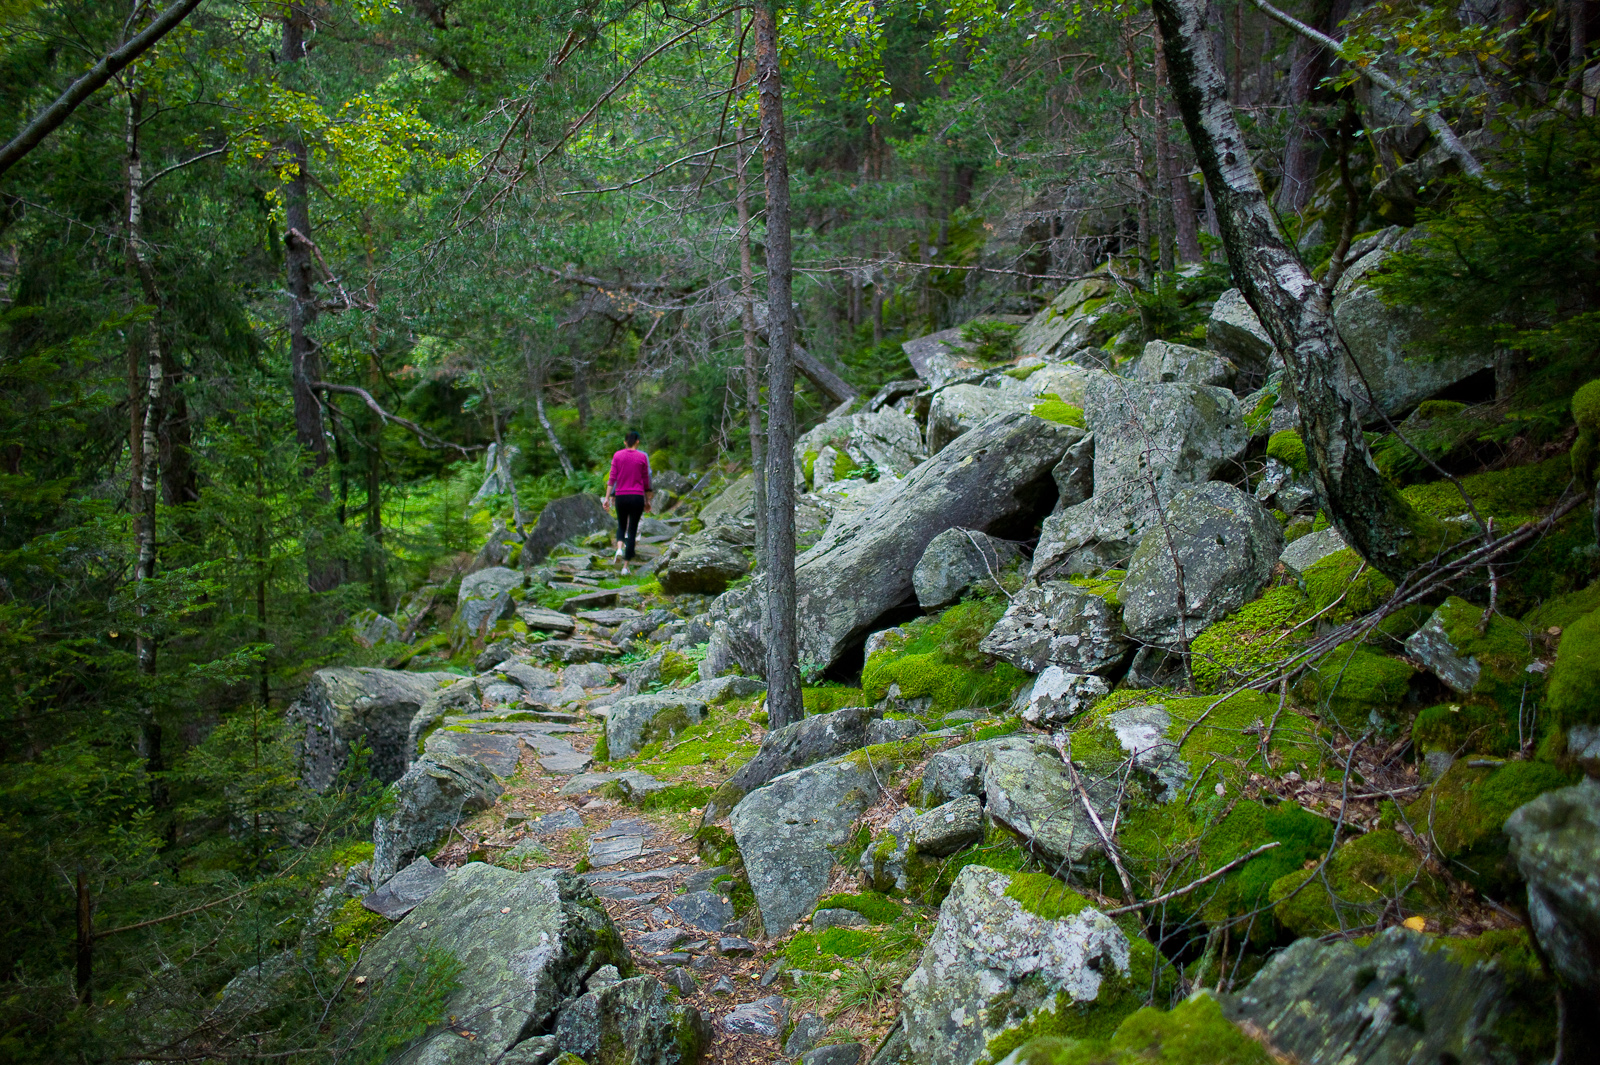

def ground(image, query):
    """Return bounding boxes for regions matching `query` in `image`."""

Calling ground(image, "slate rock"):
[804,1046,864,1065]
[980,580,1131,675]
[1223,927,1508,1065]
[405,676,485,764]
[662,968,699,997]
[588,834,644,868]
[845,407,927,478]
[785,1013,830,1056]
[718,995,789,1038]
[576,607,643,627]
[926,383,1034,454]
[559,770,665,799]
[666,890,736,935]
[1014,666,1111,725]
[561,588,622,614]
[680,674,766,704]
[1504,776,1600,993]
[523,809,585,835]
[698,473,757,526]
[361,856,450,920]
[554,975,710,1065]
[351,610,402,648]
[865,717,927,746]
[901,865,1132,1065]
[1255,455,1318,514]
[913,528,1023,609]
[1033,376,1247,577]
[730,756,881,935]
[522,493,613,567]
[1119,481,1284,647]
[517,603,578,634]
[919,737,1028,806]
[911,795,983,857]
[289,667,457,791]
[452,565,525,649]
[717,411,1080,673]
[705,705,878,823]
[563,662,614,689]
[422,729,522,777]
[1135,339,1237,389]
[357,864,627,1065]
[1205,288,1277,371]
[1279,526,1347,576]
[709,975,735,995]
[983,736,1115,865]
[1404,600,1487,694]
[683,865,732,893]
[718,936,755,956]
[605,693,709,761]
[659,532,751,596]
[371,753,504,882]
[637,928,690,954]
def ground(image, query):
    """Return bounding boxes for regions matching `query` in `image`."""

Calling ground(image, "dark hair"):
[624,430,640,446]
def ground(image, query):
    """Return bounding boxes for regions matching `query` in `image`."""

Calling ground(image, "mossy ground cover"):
[862,599,1028,716]
[1406,759,1574,894]
[1268,828,1447,937]
[803,686,867,714]
[1189,586,1311,692]
[612,697,761,777]
[1265,430,1308,474]
[1546,607,1600,727]
[1401,454,1572,526]
[1440,928,1558,1062]
[1296,641,1416,728]
[814,891,902,923]
[1301,549,1395,623]
[1000,992,1277,1065]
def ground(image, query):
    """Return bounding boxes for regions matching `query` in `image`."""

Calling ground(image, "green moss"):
[1269,829,1445,937]
[974,719,1023,742]
[1402,454,1573,525]
[1031,399,1088,428]
[1005,873,1091,920]
[1265,430,1309,474]
[1191,802,1335,924]
[803,686,866,715]
[1413,700,1519,756]
[814,891,901,923]
[592,733,609,762]
[1573,383,1600,484]
[1297,641,1415,726]
[328,897,389,963]
[833,450,858,481]
[1546,607,1600,727]
[802,449,819,486]
[1302,548,1396,623]
[694,825,740,866]
[1244,388,1278,438]
[915,824,1028,905]
[1416,399,1468,419]
[1523,578,1600,632]
[658,650,698,687]
[1283,517,1313,543]
[638,782,714,812]
[863,651,1026,716]
[1409,759,1574,894]
[1005,362,1045,380]
[1108,993,1275,1065]
[785,926,879,968]
[1067,569,1126,606]
[1190,587,1312,692]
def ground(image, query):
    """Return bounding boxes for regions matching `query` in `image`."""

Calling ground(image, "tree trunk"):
[754,2,801,729]
[1152,0,1442,582]
[736,123,768,573]
[1156,37,1204,262]
[282,6,340,592]
[1273,0,1348,215]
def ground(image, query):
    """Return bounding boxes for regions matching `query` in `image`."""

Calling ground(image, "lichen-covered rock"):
[1222,927,1507,1065]
[730,756,881,935]
[358,863,628,1065]
[859,807,917,893]
[361,855,449,920]
[422,729,522,778]
[927,384,1035,454]
[1278,526,1347,576]
[452,566,525,650]
[703,705,877,823]
[289,667,457,791]
[913,528,1023,609]
[1012,277,1115,362]
[1033,377,1248,577]
[912,795,983,857]
[983,737,1115,865]
[900,866,1132,1065]
[1134,339,1237,389]
[370,754,503,882]
[1119,482,1284,648]
[1206,288,1276,371]
[1504,777,1600,993]
[1405,596,1534,699]
[1103,704,1186,802]
[522,493,612,567]
[699,474,757,526]
[980,579,1131,675]
[1014,666,1111,725]
[919,737,1030,806]
[846,408,927,478]
[604,693,709,761]
[554,975,710,1065]
[719,412,1079,673]
[657,531,750,595]
[1255,455,1318,513]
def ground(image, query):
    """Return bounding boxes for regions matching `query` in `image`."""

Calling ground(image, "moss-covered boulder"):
[1406,597,1537,702]
[1296,641,1416,728]
[604,692,709,762]
[996,992,1275,1065]
[980,578,1132,675]
[1546,607,1600,728]
[554,975,710,1065]
[702,704,877,824]
[1268,829,1446,937]
[865,600,1030,716]
[900,865,1145,1065]
[1407,759,1574,895]
[1301,547,1395,623]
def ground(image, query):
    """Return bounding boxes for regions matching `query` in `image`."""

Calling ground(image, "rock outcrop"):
[371,753,504,881]
[913,528,1023,609]
[980,579,1131,675]
[1504,777,1600,994]
[604,692,709,761]
[522,493,612,567]
[289,667,456,790]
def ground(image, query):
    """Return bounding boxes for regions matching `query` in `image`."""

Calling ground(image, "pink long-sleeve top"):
[608,448,652,496]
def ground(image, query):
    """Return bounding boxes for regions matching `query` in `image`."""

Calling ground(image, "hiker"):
[603,430,652,573]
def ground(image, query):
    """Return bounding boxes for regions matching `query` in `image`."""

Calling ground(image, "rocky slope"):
[279,256,1598,1065]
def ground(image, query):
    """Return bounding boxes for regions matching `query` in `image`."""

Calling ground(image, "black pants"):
[615,495,645,559]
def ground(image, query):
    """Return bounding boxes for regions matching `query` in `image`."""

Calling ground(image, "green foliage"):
[658,650,698,687]
[960,319,1023,363]
[1265,430,1308,474]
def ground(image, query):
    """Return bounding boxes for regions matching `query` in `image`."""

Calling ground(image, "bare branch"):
[311,382,481,456]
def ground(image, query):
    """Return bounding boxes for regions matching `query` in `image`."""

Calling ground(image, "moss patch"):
[862,604,1028,715]
[1269,829,1445,937]
[1005,873,1091,920]
[814,891,901,924]
[1407,759,1574,894]
[1413,700,1519,756]
[1191,587,1312,692]
[1302,549,1396,623]
[1402,454,1572,526]
[1297,641,1415,727]
[1547,606,1600,727]
[803,686,866,715]
[1067,569,1126,606]
[1031,398,1088,428]
[659,649,699,687]
[1266,430,1309,474]
[785,926,880,968]
[1441,929,1557,1063]
[1523,578,1600,633]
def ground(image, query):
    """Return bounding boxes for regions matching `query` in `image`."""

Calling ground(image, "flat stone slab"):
[538,751,594,775]
[531,639,615,664]
[588,835,645,867]
[422,730,522,778]
[575,608,644,627]
[562,589,621,614]
[361,856,449,920]
[516,604,577,633]
[524,809,585,835]
[582,867,682,885]
[560,770,665,799]
[667,890,734,934]
[593,818,652,839]
[720,996,789,1038]
[447,717,586,735]
[637,928,690,954]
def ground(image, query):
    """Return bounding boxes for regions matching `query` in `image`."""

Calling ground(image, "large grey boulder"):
[289,667,456,790]
[1504,777,1600,994]
[1134,339,1237,389]
[358,863,628,1065]
[918,737,1033,806]
[1223,927,1508,1065]
[1014,666,1111,726]
[926,384,1033,454]
[1279,526,1347,576]
[700,474,756,526]
[406,676,484,761]
[1119,481,1284,647]
[1033,376,1247,577]
[554,975,710,1065]
[1332,242,1492,420]
[605,693,709,761]
[846,408,926,478]
[1206,288,1276,371]
[1012,277,1114,362]
[704,705,878,823]
[422,729,523,778]
[657,529,750,595]
[980,579,1130,674]
[719,411,1081,673]
[452,566,524,648]
[522,494,612,567]
[913,529,1023,610]
[900,865,1132,1065]
[983,737,1115,865]
[371,753,504,881]
[730,756,881,935]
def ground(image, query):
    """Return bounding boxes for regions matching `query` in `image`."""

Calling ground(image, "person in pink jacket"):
[602,430,653,573]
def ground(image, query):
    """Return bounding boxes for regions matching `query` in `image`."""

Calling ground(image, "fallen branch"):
[1103,842,1281,915]
[1057,734,1139,905]
[311,382,481,456]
